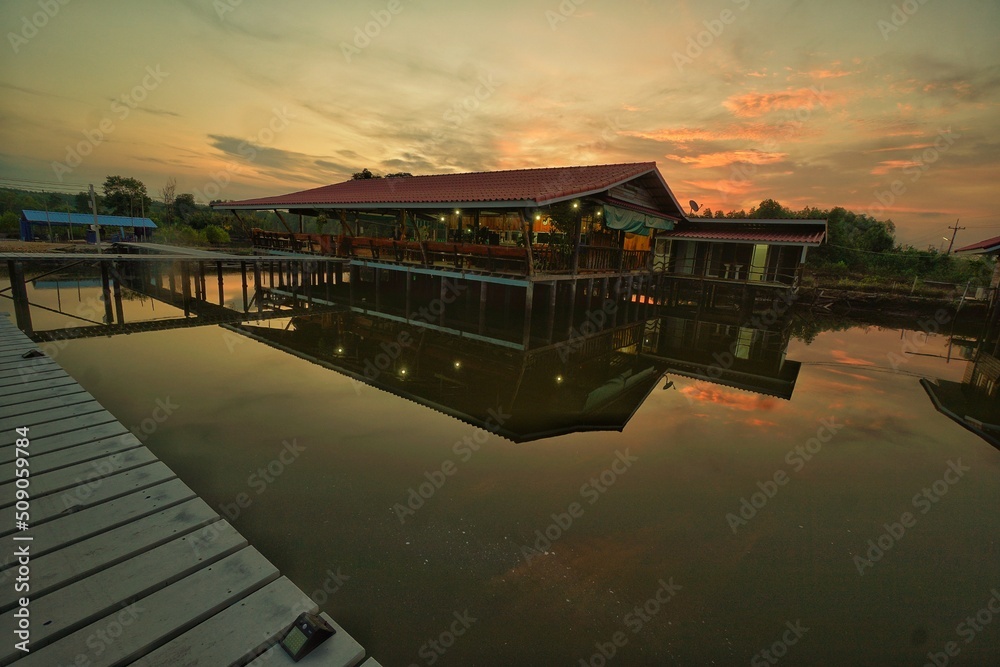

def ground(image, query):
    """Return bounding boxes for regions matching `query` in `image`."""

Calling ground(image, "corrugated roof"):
[954,234,1000,254]
[215,163,680,212]
[21,210,157,229]
[659,219,826,245]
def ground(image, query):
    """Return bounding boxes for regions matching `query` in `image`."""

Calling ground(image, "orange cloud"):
[679,384,776,411]
[870,159,923,175]
[683,179,756,195]
[665,150,787,169]
[723,87,843,118]
[830,349,877,366]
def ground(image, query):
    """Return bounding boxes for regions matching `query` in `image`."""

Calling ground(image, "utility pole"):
[89,184,102,254]
[945,219,966,254]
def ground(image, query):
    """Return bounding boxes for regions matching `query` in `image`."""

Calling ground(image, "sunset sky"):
[1,0,997,247]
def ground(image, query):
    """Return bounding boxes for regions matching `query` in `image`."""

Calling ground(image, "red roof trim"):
[954,234,1000,254]
[659,228,826,245]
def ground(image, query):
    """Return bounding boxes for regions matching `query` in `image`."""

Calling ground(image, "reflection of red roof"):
[217,163,680,212]
[955,234,1000,254]
[659,221,826,245]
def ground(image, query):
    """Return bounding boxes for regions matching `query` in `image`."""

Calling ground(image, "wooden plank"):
[0,446,156,505]
[0,399,105,431]
[2,478,195,560]
[130,577,318,667]
[0,368,67,387]
[18,548,280,667]
[0,372,79,395]
[0,389,95,421]
[0,358,59,379]
[0,433,142,481]
[0,424,131,464]
[248,613,366,667]
[0,420,127,459]
[0,461,175,536]
[0,500,220,612]
[0,380,88,408]
[0,525,248,662]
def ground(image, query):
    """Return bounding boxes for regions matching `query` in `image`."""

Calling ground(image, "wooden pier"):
[0,314,380,666]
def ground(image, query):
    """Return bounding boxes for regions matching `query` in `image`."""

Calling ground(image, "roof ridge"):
[338,162,657,182]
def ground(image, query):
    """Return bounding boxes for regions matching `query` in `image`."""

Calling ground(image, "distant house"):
[955,234,1000,305]
[19,210,157,242]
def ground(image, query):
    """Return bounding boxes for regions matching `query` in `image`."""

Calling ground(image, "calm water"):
[5,274,1000,666]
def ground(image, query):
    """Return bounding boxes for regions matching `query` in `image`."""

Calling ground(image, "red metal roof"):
[660,224,826,245]
[217,163,668,210]
[954,234,1000,254]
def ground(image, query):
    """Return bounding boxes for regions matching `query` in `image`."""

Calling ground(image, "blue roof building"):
[19,210,157,242]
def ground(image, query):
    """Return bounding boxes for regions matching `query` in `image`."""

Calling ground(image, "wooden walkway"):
[0,314,380,666]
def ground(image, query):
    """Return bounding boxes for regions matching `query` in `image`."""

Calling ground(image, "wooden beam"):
[273,210,293,233]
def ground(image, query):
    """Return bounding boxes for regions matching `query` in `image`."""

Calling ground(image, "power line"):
[0,175,90,189]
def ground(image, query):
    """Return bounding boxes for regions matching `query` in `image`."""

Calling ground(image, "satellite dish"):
[689,200,700,213]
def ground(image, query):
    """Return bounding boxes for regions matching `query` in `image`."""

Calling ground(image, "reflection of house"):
[224,311,667,443]
[19,210,157,242]
[639,314,801,400]
[922,320,1000,448]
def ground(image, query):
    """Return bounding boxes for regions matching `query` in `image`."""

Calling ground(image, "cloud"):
[723,87,843,117]
[870,159,923,175]
[665,150,788,169]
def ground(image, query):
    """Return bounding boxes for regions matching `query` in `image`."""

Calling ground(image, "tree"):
[102,175,152,217]
[74,191,93,213]
[160,177,177,223]
[352,168,380,179]
[385,172,413,178]
[0,211,18,237]
[174,193,197,221]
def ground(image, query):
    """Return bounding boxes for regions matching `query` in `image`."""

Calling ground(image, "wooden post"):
[253,262,263,313]
[217,261,224,305]
[478,282,487,335]
[180,262,192,317]
[439,276,447,326]
[374,267,381,312]
[546,281,557,342]
[100,261,114,324]
[241,262,248,313]
[571,209,582,274]
[112,265,125,326]
[199,262,207,301]
[7,261,32,335]
[522,282,534,348]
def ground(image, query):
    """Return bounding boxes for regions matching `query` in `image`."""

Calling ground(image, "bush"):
[203,225,231,245]
[0,211,19,237]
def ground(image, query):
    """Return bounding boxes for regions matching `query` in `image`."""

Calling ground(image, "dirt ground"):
[0,239,86,253]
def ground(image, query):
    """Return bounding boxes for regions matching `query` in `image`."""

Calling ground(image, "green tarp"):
[602,204,675,236]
